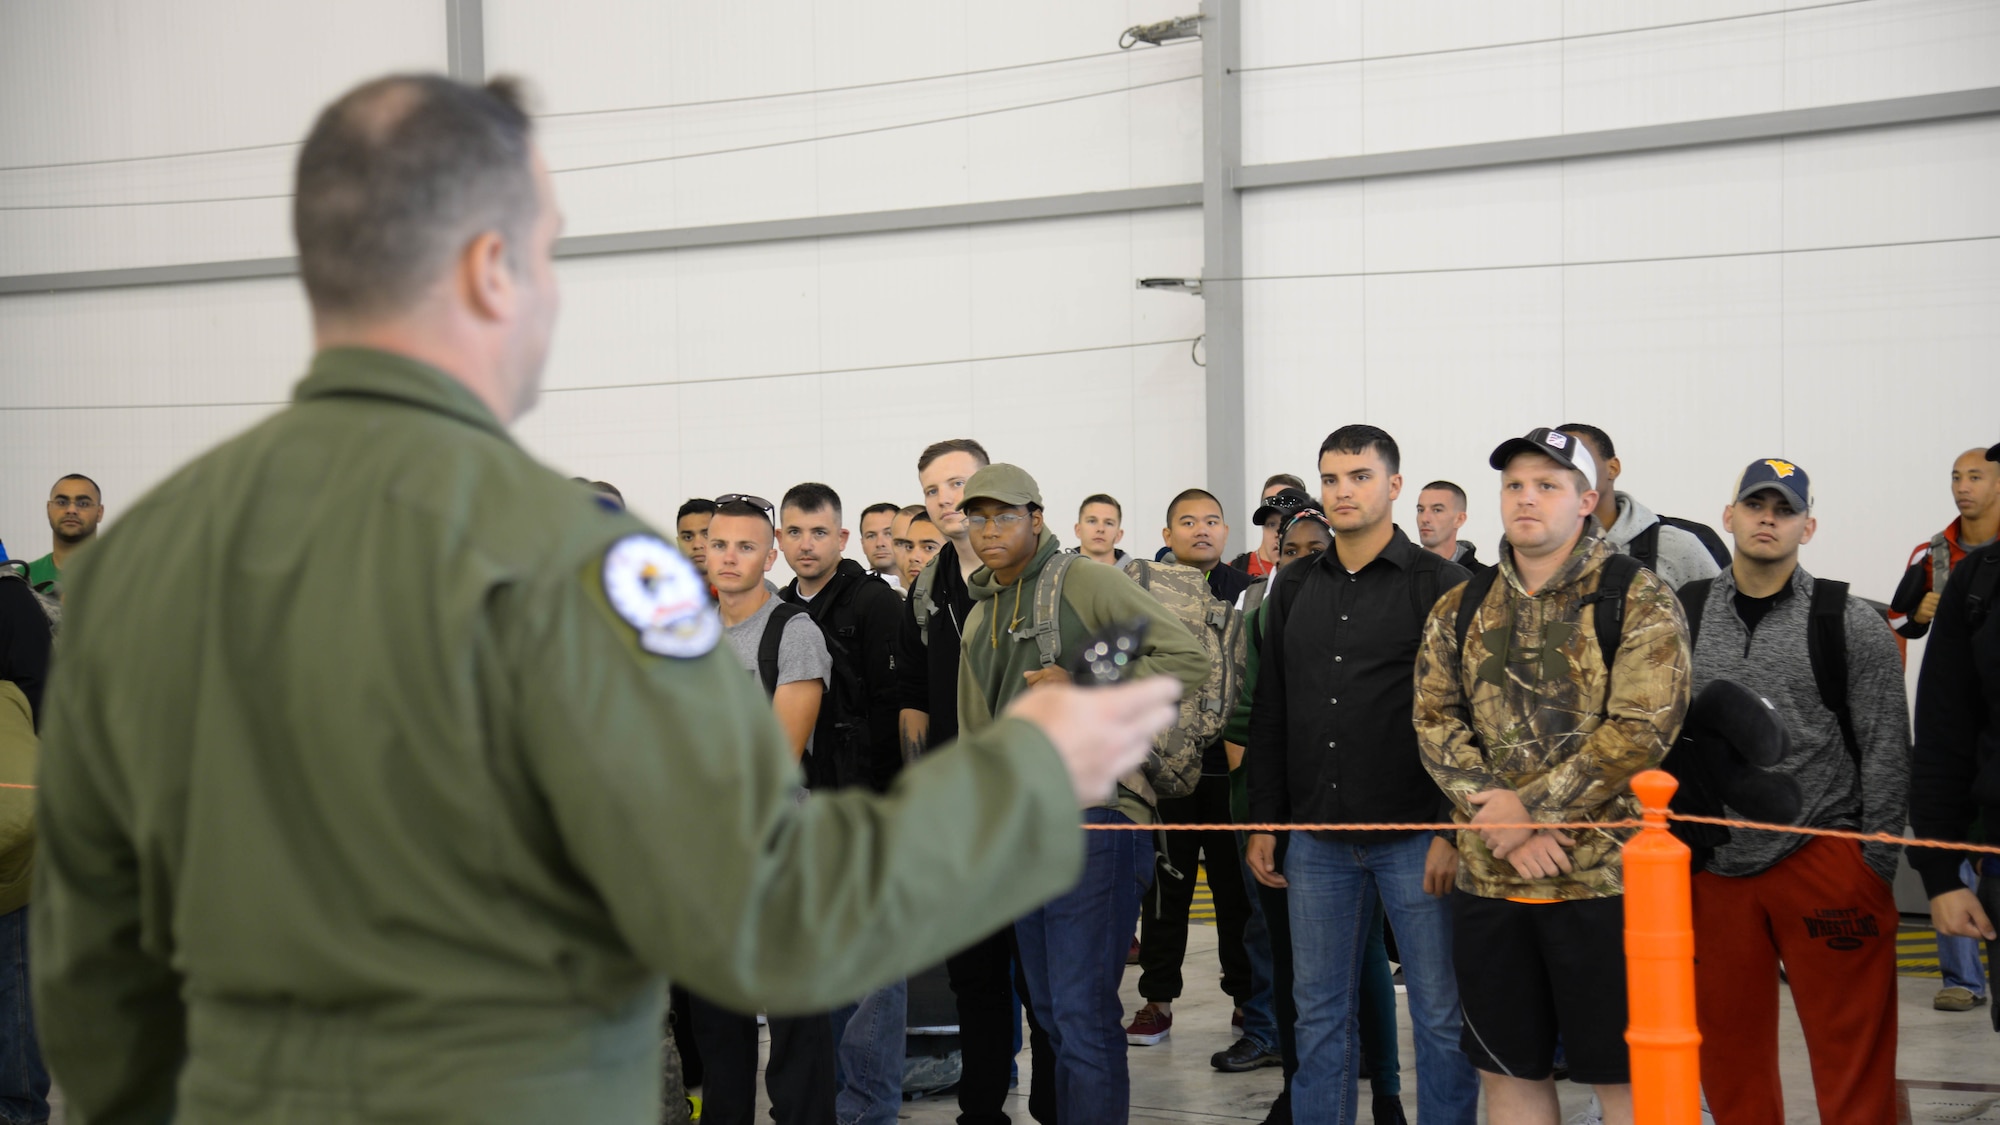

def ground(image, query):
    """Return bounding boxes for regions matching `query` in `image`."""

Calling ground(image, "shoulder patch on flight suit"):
[602,534,721,658]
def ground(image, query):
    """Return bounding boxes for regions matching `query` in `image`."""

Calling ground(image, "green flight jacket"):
[33,348,1088,1125]
[956,533,1208,823]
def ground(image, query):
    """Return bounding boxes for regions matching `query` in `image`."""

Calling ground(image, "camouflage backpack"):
[1024,554,1245,800]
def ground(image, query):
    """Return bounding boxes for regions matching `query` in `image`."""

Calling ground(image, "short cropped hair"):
[1166,488,1224,524]
[908,510,938,530]
[1318,425,1400,475]
[898,503,927,520]
[1418,480,1467,509]
[1557,423,1616,462]
[860,501,901,523]
[52,473,101,501]
[917,439,991,473]
[781,482,842,521]
[677,498,718,521]
[1079,493,1123,519]
[295,75,538,321]
[1263,473,1306,492]
[714,499,773,525]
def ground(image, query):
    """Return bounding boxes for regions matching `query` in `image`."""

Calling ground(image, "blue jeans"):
[1014,808,1153,1125]
[829,978,906,1125]
[1236,846,1280,1051]
[1285,833,1477,1125]
[0,908,48,1125]
[1939,860,1989,997]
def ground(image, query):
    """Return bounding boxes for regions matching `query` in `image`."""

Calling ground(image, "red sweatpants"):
[1692,835,1898,1125]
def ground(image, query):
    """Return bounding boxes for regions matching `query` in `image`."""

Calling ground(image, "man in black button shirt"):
[1246,425,1479,1125]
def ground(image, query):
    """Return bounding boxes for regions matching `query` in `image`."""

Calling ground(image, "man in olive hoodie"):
[956,463,1208,1125]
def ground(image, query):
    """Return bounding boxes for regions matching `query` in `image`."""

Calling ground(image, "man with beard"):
[28,474,104,595]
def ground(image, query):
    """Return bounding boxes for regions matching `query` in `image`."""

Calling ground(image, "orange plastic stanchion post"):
[1624,769,1701,1125]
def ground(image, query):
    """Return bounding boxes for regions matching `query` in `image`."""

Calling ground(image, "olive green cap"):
[961,463,1042,508]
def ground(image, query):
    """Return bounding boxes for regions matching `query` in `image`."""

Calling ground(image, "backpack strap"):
[1660,515,1734,569]
[1805,578,1858,771]
[1452,567,1502,658]
[1407,549,1445,629]
[1968,551,2000,631]
[1579,553,1644,673]
[758,602,810,698]
[1029,552,1080,668]
[1678,578,1714,651]
[1930,532,1953,597]
[1628,521,1662,575]
[909,557,939,648]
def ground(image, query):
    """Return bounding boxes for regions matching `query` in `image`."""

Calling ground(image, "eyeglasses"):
[713,493,775,520]
[964,512,1028,531]
[48,497,97,511]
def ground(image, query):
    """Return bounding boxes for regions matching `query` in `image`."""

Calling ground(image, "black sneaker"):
[1373,1093,1408,1125]
[1210,1036,1282,1072]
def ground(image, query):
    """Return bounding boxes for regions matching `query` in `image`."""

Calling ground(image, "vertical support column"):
[447,0,485,84]
[1201,0,1246,555]
[1624,769,1702,1124]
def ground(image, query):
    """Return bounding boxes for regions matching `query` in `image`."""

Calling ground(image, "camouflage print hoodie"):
[1414,528,1691,900]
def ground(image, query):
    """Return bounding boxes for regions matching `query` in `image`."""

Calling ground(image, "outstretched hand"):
[1004,677,1181,808]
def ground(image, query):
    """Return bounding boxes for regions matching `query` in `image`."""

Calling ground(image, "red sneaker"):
[1125,1002,1172,1045]
[1126,937,1141,965]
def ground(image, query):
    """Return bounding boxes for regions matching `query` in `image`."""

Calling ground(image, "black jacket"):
[1247,528,1469,838]
[0,576,51,729]
[781,559,906,792]
[895,542,978,753]
[1911,542,2000,893]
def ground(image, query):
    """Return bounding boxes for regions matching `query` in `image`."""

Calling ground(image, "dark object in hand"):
[1070,620,1151,687]
[1662,678,1803,873]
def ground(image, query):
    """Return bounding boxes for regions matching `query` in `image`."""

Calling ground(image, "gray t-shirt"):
[724,594,832,753]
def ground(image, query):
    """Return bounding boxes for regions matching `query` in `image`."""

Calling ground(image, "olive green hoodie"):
[957,531,1208,823]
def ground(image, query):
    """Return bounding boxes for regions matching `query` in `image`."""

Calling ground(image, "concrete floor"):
[44,925,1995,1124]
[877,924,2000,1124]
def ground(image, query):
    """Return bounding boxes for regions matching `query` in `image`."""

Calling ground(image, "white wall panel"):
[0,0,444,275]
[1563,16,1786,133]
[1561,257,1785,527]
[1363,44,1565,154]
[1564,141,1784,262]
[1782,239,2000,601]
[1242,182,1365,279]
[1784,0,2000,109]
[1240,69,1365,168]
[1783,116,2000,250]
[1364,164,1563,273]
[817,229,973,373]
[967,215,1137,357]
[1242,276,1365,502]
[1362,0,1562,57]
[514,382,684,531]
[673,240,822,383]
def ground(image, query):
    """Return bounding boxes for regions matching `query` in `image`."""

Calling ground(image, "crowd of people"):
[534,420,1988,1125]
[6,73,1998,1125]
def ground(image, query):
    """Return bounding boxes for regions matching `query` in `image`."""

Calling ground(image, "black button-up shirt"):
[1246,526,1469,839]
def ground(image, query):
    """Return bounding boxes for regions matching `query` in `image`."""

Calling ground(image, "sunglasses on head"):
[713,493,776,519]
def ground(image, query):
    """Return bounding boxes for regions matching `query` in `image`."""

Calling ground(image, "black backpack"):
[1963,548,2000,633]
[1629,515,1732,574]
[1676,577,1858,769]
[1451,552,1647,676]
[758,600,874,792]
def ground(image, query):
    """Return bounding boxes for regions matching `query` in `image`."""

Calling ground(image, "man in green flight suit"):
[30,74,1182,1125]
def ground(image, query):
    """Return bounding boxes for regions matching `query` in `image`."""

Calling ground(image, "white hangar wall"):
[3,0,1997,599]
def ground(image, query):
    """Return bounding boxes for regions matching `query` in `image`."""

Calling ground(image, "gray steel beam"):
[0,184,1203,295]
[6,87,1996,297]
[1202,0,1246,556]
[1237,86,2000,190]
[447,0,485,84]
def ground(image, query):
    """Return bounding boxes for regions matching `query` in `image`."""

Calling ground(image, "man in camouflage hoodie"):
[1414,427,1690,1125]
